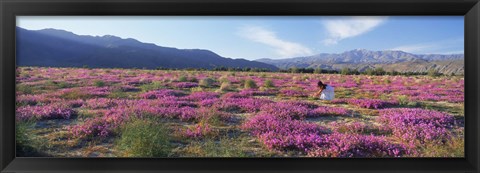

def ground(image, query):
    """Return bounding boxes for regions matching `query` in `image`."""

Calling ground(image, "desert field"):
[15,67,464,157]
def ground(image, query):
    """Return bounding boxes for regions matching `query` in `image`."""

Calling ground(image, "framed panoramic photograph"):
[1,0,479,173]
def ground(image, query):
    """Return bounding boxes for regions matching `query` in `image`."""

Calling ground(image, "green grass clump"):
[60,89,90,100]
[16,121,33,149]
[244,79,257,89]
[397,95,409,106]
[419,133,464,157]
[115,118,172,157]
[263,79,275,88]
[45,80,72,89]
[93,80,106,87]
[77,109,97,118]
[198,108,229,126]
[16,84,33,94]
[107,91,131,99]
[139,81,165,91]
[177,136,250,157]
[16,121,47,157]
[177,76,188,82]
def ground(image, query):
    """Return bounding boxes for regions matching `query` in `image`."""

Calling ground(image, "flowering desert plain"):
[15,67,464,157]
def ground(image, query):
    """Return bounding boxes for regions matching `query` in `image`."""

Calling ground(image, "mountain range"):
[16,27,278,70]
[16,27,464,74]
[255,49,464,75]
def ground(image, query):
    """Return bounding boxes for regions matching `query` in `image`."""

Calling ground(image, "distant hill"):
[255,49,464,75]
[16,27,278,70]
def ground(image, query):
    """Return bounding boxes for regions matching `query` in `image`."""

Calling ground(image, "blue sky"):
[17,16,464,60]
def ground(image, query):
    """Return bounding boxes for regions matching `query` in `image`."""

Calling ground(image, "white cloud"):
[322,16,388,45]
[238,26,313,58]
[390,38,464,54]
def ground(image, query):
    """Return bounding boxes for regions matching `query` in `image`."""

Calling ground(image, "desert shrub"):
[178,75,188,82]
[341,67,351,75]
[115,118,171,157]
[219,81,231,92]
[199,78,216,88]
[397,95,409,106]
[244,79,257,89]
[263,79,275,88]
[93,80,105,87]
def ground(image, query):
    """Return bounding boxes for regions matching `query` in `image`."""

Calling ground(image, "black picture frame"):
[1,0,479,172]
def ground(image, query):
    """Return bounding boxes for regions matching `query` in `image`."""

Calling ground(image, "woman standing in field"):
[312,81,335,101]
